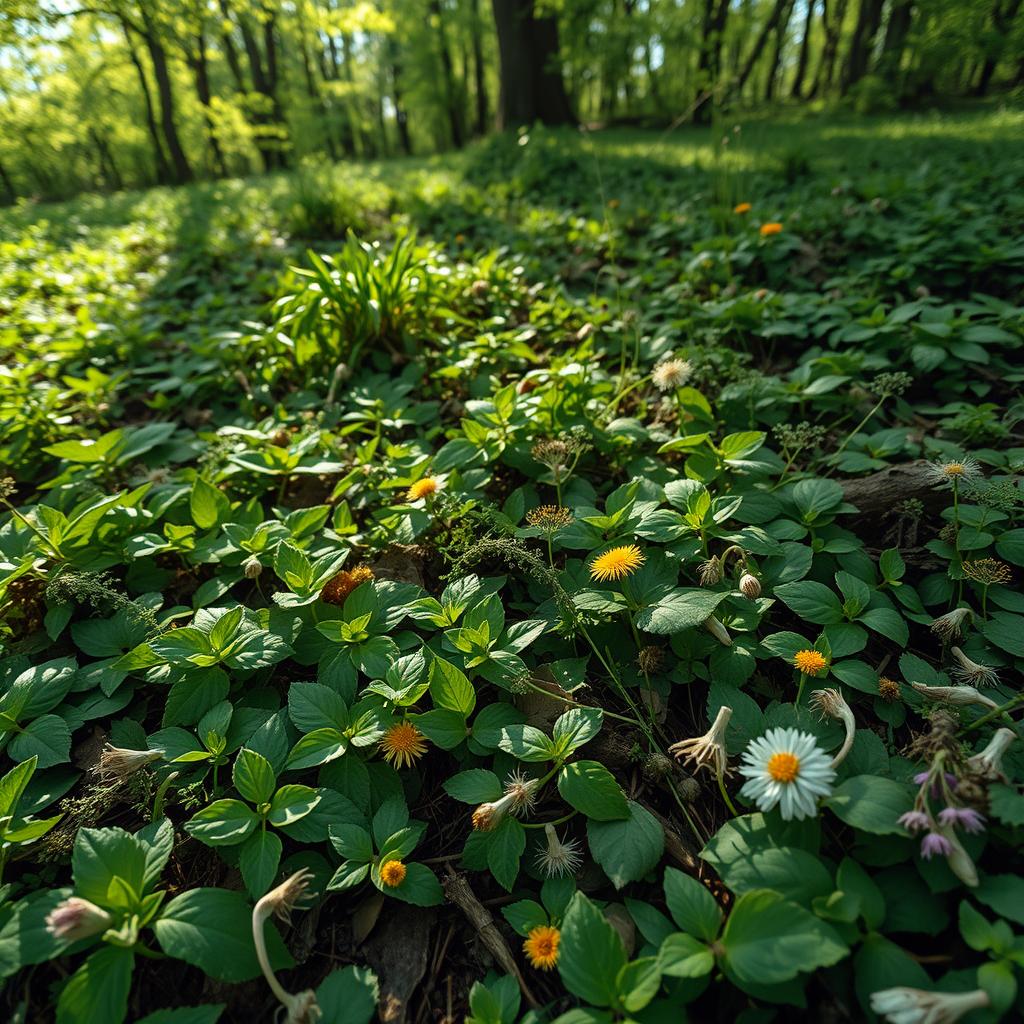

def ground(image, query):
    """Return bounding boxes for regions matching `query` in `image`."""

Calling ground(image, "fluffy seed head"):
[924,457,982,488]
[697,556,722,586]
[652,358,693,392]
[96,745,163,782]
[928,606,973,642]
[536,823,583,878]
[949,647,999,687]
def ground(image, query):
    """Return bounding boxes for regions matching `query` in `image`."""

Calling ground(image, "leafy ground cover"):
[2,106,1024,1024]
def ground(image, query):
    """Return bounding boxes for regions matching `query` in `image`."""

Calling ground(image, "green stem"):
[796,672,808,705]
[825,397,885,474]
[716,771,738,816]
[963,693,1024,733]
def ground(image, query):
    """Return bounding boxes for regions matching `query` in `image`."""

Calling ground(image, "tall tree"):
[791,0,818,98]
[976,0,1023,94]
[491,0,574,127]
[809,0,849,96]
[765,0,797,99]
[696,0,730,119]
[733,0,796,97]
[841,0,885,93]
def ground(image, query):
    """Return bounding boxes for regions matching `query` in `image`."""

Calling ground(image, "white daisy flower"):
[738,727,835,820]
[924,457,981,488]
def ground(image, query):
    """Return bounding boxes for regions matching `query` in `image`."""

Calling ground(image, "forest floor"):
[2,103,1024,1024]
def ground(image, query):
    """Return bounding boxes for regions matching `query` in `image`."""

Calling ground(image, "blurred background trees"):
[0,0,1021,201]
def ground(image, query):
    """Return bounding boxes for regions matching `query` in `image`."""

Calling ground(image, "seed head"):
[697,556,722,586]
[95,745,163,783]
[878,677,902,702]
[636,645,665,674]
[948,647,999,688]
[928,607,973,643]
[535,823,583,878]
[651,358,693,392]
[961,558,1011,587]
[669,705,732,778]
[525,505,574,533]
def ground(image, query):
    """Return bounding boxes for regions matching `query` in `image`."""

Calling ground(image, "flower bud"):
[243,555,263,579]
[738,572,761,599]
[703,615,732,646]
[966,727,1016,781]
[870,987,989,1024]
[46,898,112,941]
[911,682,999,711]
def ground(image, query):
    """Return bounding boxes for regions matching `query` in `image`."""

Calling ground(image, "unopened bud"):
[46,898,112,941]
[243,555,263,579]
[739,573,761,599]
[703,615,732,646]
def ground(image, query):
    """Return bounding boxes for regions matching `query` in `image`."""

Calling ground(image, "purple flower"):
[938,806,986,834]
[920,831,953,860]
[913,771,957,797]
[898,810,930,833]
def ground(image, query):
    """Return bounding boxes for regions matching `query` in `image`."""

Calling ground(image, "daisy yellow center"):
[945,462,964,476]
[767,751,800,783]
[523,925,560,970]
[380,722,427,769]
[590,544,645,582]
[380,860,406,887]
[407,477,439,501]
[794,649,827,675]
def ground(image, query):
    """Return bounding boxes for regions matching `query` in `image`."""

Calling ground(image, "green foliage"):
[0,112,1023,1022]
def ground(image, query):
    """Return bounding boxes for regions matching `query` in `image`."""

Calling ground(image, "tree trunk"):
[389,41,413,155]
[877,0,914,93]
[121,20,171,184]
[0,158,15,205]
[298,24,338,160]
[791,0,817,98]
[734,0,794,97]
[976,0,1023,95]
[841,0,885,94]
[189,29,229,177]
[429,0,465,147]
[695,0,730,120]
[809,0,849,97]
[139,14,193,184]
[765,0,797,100]
[471,0,489,134]
[491,0,574,128]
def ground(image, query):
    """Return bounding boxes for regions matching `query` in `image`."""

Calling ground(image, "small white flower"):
[652,358,693,392]
[911,682,999,711]
[924,457,982,488]
[738,727,835,821]
[870,986,989,1024]
[948,646,999,687]
[536,823,583,878]
[966,727,1016,781]
[928,606,973,642]
[669,705,732,777]
[808,688,855,768]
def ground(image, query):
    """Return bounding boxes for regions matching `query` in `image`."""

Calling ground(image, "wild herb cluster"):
[1,113,1023,1023]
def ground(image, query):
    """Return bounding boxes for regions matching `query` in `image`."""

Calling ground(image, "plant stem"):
[963,693,1024,733]
[716,770,738,816]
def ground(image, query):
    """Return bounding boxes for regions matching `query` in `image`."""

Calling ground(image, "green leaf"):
[858,607,909,646]
[658,932,715,979]
[286,728,348,770]
[558,761,629,821]
[587,801,664,889]
[975,874,1024,926]
[239,829,282,900]
[498,724,556,762]
[190,477,230,530]
[72,827,148,908]
[634,589,729,634]
[429,657,476,715]
[443,769,502,804]
[184,800,260,847]
[558,892,627,1008]
[825,775,913,835]
[155,888,291,982]
[552,707,603,756]
[56,945,134,1024]
[7,715,71,769]
[384,862,444,906]
[267,785,320,827]
[773,581,844,625]
[720,889,848,985]
[316,966,379,1024]
[487,817,526,891]
[232,749,276,805]
[663,867,722,942]
[714,845,832,908]
[136,1006,225,1024]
